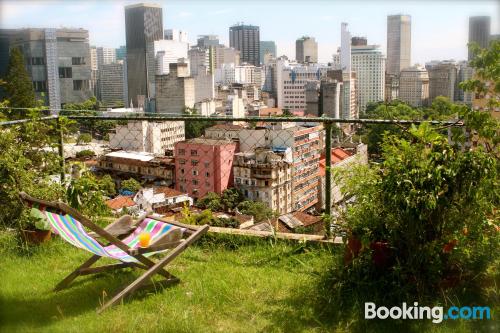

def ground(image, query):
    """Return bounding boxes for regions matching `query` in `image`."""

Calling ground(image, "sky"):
[1,0,499,64]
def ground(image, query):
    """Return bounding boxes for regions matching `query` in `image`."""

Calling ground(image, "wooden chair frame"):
[19,192,209,313]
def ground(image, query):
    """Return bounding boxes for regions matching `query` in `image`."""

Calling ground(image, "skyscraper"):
[125,3,163,107]
[295,36,318,63]
[386,14,411,76]
[259,41,276,64]
[96,47,117,69]
[468,16,491,60]
[399,66,429,107]
[229,24,260,66]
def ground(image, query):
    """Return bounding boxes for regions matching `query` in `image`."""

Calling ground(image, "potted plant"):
[20,207,52,244]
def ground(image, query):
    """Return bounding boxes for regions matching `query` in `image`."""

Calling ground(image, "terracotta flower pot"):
[20,229,52,244]
[344,236,362,265]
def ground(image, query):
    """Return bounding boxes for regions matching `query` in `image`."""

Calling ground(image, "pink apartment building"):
[174,138,237,200]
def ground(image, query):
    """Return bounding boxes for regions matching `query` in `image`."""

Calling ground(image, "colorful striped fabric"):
[44,211,183,263]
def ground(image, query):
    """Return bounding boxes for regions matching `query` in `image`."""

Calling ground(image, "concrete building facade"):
[229,24,260,66]
[174,138,237,200]
[125,3,163,106]
[296,36,318,63]
[387,14,411,76]
[154,39,189,75]
[1,28,93,110]
[259,41,276,65]
[96,47,116,68]
[399,65,429,107]
[468,16,491,60]
[156,62,195,114]
[99,61,127,106]
[109,120,185,155]
[234,148,293,214]
[427,61,458,103]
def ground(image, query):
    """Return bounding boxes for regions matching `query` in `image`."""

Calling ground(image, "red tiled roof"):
[153,186,186,198]
[319,147,353,176]
[105,196,136,210]
[259,108,283,116]
[291,211,321,227]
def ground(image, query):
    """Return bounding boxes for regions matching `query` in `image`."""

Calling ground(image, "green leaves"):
[4,48,36,109]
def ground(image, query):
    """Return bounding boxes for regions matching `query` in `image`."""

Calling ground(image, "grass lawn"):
[0,231,496,333]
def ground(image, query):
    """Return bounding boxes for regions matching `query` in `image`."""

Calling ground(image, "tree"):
[220,188,244,211]
[75,149,95,158]
[99,174,116,197]
[4,48,36,109]
[183,107,212,139]
[120,178,141,193]
[237,200,275,222]
[196,192,223,211]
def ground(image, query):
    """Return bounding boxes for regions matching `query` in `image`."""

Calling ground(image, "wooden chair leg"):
[97,225,209,313]
[54,254,101,291]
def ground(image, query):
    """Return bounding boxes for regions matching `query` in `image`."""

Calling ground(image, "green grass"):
[0,232,496,333]
[0,232,333,333]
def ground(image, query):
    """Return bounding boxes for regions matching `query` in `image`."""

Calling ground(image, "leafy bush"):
[318,124,499,327]
[75,149,95,158]
[120,178,141,193]
[237,200,275,222]
[76,133,92,145]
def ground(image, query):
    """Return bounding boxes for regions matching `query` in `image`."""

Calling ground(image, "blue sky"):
[1,0,498,64]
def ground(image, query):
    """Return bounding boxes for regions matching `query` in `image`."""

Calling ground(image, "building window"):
[192,170,199,176]
[192,179,198,185]
[33,81,47,92]
[179,159,186,165]
[191,160,198,166]
[178,149,185,156]
[72,57,85,65]
[190,149,198,156]
[206,172,210,177]
[180,168,184,174]
[58,67,72,78]
[73,80,88,91]
[205,181,210,187]
[31,57,45,65]
[204,162,210,168]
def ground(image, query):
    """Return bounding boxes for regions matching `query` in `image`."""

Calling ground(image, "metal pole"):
[56,116,65,183]
[324,121,332,238]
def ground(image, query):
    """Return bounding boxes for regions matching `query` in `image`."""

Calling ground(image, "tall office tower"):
[229,24,260,66]
[99,61,127,106]
[189,47,211,76]
[351,36,367,46]
[468,16,491,60]
[340,23,351,72]
[96,47,117,68]
[386,14,411,76]
[427,61,458,103]
[0,28,92,111]
[197,35,219,48]
[259,41,276,64]
[164,29,188,42]
[333,44,385,113]
[90,46,99,97]
[457,61,474,105]
[116,45,126,61]
[125,3,163,107]
[296,36,318,63]
[156,62,195,114]
[399,66,429,107]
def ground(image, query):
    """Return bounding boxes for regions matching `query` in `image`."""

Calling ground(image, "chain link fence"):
[0,108,462,236]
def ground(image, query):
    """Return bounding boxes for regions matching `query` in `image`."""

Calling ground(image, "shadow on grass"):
[0,270,179,330]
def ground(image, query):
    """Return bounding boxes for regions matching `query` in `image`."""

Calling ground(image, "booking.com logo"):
[365,302,492,324]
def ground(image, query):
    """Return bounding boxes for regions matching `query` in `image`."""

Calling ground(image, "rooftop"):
[105,195,136,210]
[105,151,155,162]
[181,138,236,146]
[153,186,186,198]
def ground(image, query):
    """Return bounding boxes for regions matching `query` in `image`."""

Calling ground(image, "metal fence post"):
[56,116,65,183]
[324,121,332,237]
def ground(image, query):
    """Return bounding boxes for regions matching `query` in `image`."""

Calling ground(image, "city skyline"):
[1,0,498,65]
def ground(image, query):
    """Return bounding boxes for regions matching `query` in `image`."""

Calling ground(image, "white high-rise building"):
[154,39,189,75]
[333,44,385,113]
[164,29,188,43]
[387,15,411,76]
[215,63,262,86]
[340,23,351,72]
[96,47,117,69]
[275,59,329,111]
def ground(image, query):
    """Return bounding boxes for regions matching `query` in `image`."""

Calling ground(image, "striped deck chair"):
[19,192,209,313]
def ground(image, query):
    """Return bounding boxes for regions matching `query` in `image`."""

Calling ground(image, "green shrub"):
[75,149,95,158]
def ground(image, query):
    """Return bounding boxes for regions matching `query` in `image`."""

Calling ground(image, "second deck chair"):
[19,192,209,313]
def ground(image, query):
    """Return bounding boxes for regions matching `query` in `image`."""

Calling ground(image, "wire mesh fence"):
[0,108,464,235]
